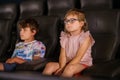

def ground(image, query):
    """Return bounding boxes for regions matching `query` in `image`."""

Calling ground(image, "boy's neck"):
[24,38,35,43]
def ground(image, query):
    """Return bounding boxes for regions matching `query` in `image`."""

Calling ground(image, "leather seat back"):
[19,0,46,19]
[80,0,112,10]
[85,10,119,63]
[0,3,17,61]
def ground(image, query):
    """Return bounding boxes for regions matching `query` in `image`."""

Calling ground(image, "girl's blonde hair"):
[64,8,88,32]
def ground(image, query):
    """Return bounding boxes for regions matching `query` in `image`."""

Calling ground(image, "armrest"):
[82,59,120,77]
[16,58,51,71]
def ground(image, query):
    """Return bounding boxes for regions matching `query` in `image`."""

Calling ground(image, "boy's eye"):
[19,29,22,31]
[19,28,27,32]
[64,18,79,24]
[24,29,27,31]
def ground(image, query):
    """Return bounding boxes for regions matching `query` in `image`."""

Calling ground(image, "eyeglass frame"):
[64,18,80,24]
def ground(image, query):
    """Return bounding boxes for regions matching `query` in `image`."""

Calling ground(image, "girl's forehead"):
[66,15,78,19]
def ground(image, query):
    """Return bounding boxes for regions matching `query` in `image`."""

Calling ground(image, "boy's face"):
[20,27,36,42]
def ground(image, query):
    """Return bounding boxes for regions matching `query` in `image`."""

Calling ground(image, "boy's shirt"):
[11,40,46,61]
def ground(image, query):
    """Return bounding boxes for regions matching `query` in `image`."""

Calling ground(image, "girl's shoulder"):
[80,31,95,45]
[60,31,69,48]
[80,30,91,38]
[82,30,90,35]
[79,30,94,41]
[60,31,68,37]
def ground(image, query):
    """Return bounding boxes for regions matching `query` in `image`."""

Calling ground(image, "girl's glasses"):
[64,18,79,24]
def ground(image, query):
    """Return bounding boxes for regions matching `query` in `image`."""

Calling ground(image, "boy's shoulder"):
[34,40,44,45]
[33,40,46,47]
[15,41,24,46]
[15,40,45,47]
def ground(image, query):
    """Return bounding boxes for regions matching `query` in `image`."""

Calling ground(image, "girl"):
[43,8,95,77]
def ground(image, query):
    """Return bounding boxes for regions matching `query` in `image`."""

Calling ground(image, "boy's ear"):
[32,30,37,35]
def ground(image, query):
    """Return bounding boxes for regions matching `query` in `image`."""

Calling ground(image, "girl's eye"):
[64,18,79,24]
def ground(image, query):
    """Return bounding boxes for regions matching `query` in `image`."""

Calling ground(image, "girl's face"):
[64,15,84,35]
[20,27,36,42]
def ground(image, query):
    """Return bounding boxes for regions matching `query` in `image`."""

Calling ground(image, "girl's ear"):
[80,21,85,27]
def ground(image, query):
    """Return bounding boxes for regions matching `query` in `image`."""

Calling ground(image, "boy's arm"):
[33,56,41,60]
[32,42,46,60]
[68,36,91,65]
[32,49,45,60]
[6,57,26,64]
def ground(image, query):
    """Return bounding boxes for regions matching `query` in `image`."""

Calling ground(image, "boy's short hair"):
[18,18,39,33]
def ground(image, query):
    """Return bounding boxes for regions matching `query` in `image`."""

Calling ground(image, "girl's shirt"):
[11,40,46,61]
[60,31,95,66]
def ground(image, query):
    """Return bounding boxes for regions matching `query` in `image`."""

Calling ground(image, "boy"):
[0,18,46,71]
